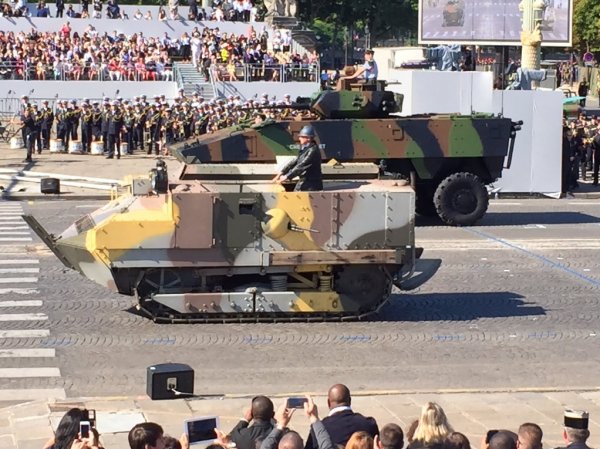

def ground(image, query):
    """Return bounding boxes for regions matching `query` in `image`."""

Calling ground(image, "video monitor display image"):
[419,0,572,46]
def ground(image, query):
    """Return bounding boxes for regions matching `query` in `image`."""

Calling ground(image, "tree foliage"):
[299,0,418,44]
[572,0,600,51]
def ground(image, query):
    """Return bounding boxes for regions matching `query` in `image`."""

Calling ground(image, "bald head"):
[328,384,351,409]
[279,431,303,449]
[489,432,517,449]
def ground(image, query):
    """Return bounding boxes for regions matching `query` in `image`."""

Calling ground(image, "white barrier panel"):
[387,70,494,116]
[491,90,563,197]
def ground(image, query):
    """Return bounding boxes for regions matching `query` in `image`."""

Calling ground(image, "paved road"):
[421,0,570,43]
[0,198,599,406]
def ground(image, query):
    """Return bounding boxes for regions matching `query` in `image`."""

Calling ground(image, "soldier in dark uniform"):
[20,95,30,145]
[81,103,93,153]
[106,101,124,159]
[40,100,54,151]
[123,104,134,155]
[69,100,81,141]
[554,410,591,449]
[273,125,323,191]
[55,101,68,148]
[146,104,161,155]
[63,101,75,149]
[31,105,43,155]
[20,106,36,163]
[101,99,110,153]
[91,101,103,142]
[133,104,145,151]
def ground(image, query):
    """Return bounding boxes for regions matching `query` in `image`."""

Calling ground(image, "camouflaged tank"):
[170,82,522,226]
[24,160,440,323]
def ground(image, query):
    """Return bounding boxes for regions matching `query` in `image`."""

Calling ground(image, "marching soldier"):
[81,103,93,153]
[20,106,36,163]
[146,104,161,155]
[91,101,103,142]
[40,100,54,151]
[55,100,68,148]
[101,98,110,153]
[31,104,43,155]
[106,101,124,159]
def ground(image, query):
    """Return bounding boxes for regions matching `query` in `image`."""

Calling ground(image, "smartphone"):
[83,409,96,428]
[80,421,91,439]
[184,416,220,445]
[287,397,307,409]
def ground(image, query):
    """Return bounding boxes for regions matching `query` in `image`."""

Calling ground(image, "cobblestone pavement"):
[0,198,599,406]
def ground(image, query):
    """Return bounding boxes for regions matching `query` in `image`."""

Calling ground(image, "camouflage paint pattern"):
[26,177,418,316]
[170,88,518,184]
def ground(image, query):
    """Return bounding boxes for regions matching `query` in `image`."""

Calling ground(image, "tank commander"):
[272,125,323,191]
[554,410,592,449]
[338,49,378,87]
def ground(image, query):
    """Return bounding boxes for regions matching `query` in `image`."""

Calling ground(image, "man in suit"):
[554,410,592,449]
[220,395,274,449]
[305,384,378,449]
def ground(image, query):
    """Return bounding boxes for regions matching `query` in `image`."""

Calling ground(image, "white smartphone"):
[79,421,91,439]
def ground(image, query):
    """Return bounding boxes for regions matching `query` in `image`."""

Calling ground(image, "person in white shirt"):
[339,49,378,85]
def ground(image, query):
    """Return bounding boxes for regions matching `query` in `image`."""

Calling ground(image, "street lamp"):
[520,0,545,73]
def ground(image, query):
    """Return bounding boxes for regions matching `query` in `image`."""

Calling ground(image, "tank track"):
[136,301,387,324]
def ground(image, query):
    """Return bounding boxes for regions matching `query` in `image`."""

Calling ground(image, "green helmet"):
[299,125,315,138]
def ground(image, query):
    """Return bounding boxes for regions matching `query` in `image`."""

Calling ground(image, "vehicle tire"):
[433,172,488,226]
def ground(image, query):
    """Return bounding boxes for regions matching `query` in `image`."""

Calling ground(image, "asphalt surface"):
[1,198,600,407]
[420,0,570,43]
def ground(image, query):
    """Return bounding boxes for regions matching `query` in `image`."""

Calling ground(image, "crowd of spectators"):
[562,112,600,191]
[39,384,593,449]
[0,0,260,21]
[0,24,317,82]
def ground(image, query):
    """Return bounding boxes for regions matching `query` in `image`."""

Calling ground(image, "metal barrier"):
[0,62,175,82]
[211,62,319,83]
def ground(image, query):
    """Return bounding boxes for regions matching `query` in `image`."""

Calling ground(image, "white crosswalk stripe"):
[0,201,65,403]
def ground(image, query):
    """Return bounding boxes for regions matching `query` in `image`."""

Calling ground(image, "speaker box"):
[146,363,194,400]
[40,177,60,194]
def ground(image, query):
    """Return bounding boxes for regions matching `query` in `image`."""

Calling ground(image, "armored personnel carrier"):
[170,82,522,226]
[24,160,439,323]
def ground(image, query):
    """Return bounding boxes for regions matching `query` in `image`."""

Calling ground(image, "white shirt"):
[328,405,352,417]
[363,60,378,80]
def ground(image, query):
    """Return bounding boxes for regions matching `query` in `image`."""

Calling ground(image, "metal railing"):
[0,62,175,81]
[210,62,319,83]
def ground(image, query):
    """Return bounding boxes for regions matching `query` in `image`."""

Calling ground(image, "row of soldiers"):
[562,114,600,191]
[19,92,307,162]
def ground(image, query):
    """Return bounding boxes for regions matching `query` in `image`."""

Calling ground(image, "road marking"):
[0,226,29,230]
[0,313,47,321]
[75,205,100,208]
[0,237,32,241]
[0,300,43,307]
[0,260,39,265]
[0,277,38,283]
[0,216,24,220]
[0,222,26,226]
[489,202,522,205]
[0,329,49,338]
[0,232,31,235]
[0,348,55,357]
[0,367,60,378]
[421,239,600,250]
[0,388,66,401]
[0,288,39,294]
[0,268,40,274]
[568,202,600,205]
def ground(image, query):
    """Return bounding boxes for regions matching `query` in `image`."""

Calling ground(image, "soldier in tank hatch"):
[272,125,323,191]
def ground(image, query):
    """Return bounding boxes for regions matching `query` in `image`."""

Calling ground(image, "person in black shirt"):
[273,125,323,191]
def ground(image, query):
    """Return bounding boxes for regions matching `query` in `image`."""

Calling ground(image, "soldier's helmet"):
[299,125,316,138]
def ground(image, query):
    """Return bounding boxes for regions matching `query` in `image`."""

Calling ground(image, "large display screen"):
[419,0,572,46]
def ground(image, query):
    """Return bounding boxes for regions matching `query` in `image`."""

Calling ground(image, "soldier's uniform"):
[70,101,81,141]
[55,102,68,148]
[123,106,134,155]
[101,100,110,153]
[40,101,54,150]
[91,102,103,142]
[133,105,145,151]
[554,410,592,449]
[20,107,36,162]
[31,105,43,154]
[81,105,93,153]
[278,125,323,192]
[106,102,124,159]
[146,106,161,155]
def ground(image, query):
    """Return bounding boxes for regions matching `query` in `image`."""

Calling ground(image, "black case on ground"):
[146,363,194,400]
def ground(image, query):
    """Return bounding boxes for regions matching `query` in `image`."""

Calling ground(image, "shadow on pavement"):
[376,291,544,322]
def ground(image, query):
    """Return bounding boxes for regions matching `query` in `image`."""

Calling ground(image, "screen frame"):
[184,416,220,446]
